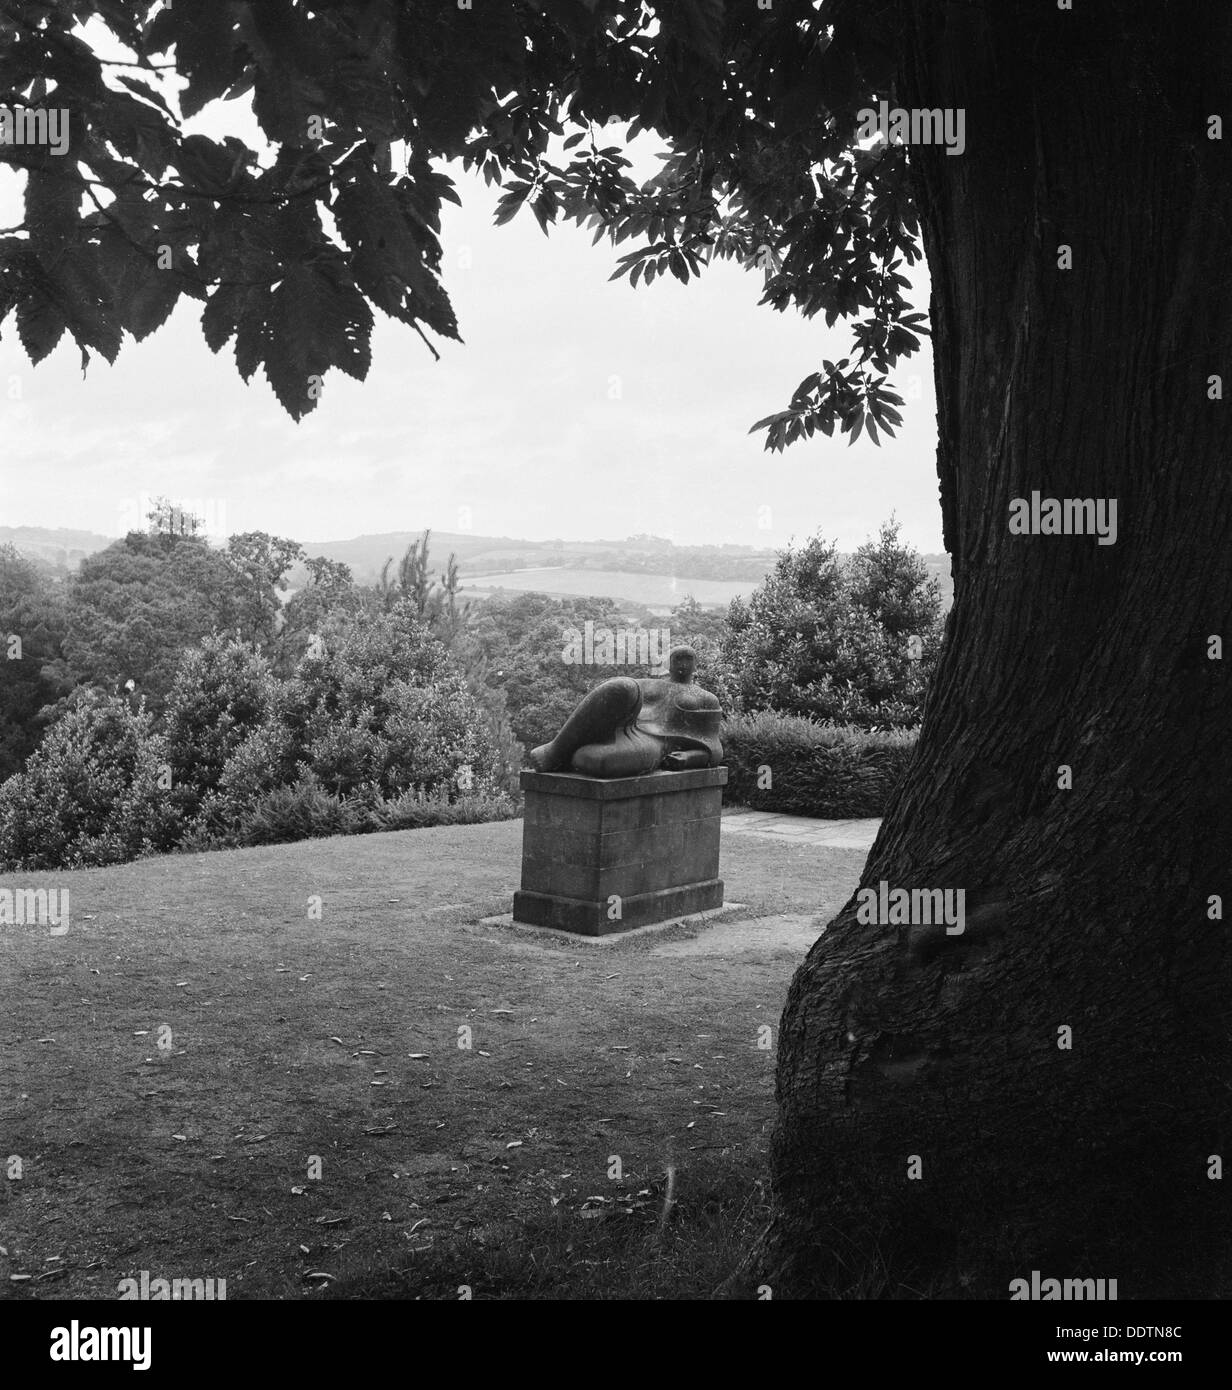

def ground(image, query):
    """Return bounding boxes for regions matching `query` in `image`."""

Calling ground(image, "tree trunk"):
[762,0,1232,1298]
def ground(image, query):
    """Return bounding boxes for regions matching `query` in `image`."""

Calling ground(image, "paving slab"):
[721,809,881,850]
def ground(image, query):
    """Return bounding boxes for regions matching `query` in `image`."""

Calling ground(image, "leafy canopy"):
[0,0,924,439]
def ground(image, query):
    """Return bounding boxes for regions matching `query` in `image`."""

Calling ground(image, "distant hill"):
[3,524,953,612]
[0,526,114,579]
[299,530,779,586]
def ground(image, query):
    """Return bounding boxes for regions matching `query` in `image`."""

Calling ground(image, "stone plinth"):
[513,766,727,936]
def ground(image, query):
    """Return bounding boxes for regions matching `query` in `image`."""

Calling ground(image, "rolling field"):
[463,567,755,610]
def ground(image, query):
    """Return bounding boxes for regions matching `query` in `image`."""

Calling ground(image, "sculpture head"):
[668,645,697,682]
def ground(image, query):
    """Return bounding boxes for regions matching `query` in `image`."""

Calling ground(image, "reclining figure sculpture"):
[528,644,723,778]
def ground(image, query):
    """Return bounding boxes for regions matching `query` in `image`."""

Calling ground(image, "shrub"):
[285,602,504,800]
[235,777,520,846]
[722,709,917,819]
[238,776,363,846]
[719,522,944,729]
[162,635,279,822]
[0,690,177,869]
[375,786,520,831]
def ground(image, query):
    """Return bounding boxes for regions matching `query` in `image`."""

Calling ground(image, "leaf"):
[147,1,241,120]
[493,181,533,227]
[16,289,66,365]
[200,283,247,354]
[666,0,726,68]
[51,254,123,365]
[24,169,81,254]
[124,271,182,342]
[115,74,176,119]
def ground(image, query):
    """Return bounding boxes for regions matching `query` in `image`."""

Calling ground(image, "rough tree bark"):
[761,0,1232,1297]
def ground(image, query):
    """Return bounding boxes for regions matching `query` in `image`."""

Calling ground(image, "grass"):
[0,817,865,1300]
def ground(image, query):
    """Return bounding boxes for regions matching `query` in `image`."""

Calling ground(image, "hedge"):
[721,710,917,819]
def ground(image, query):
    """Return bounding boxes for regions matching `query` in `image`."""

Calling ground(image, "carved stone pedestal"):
[512,766,727,936]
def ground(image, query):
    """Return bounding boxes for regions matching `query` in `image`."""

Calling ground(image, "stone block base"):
[513,878,724,937]
[514,766,727,936]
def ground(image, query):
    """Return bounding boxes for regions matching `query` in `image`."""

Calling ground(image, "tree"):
[57,530,245,710]
[667,594,730,679]
[720,524,941,728]
[845,516,943,648]
[224,531,305,650]
[279,554,362,671]
[283,599,501,799]
[146,494,205,541]
[0,543,67,781]
[463,591,632,751]
[375,529,469,642]
[5,0,1227,1298]
[162,633,278,824]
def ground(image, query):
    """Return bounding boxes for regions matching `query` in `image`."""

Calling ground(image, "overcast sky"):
[0,74,943,554]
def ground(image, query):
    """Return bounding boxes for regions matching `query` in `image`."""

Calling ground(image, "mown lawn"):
[0,819,865,1299]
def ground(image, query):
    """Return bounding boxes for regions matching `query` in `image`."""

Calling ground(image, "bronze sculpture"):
[529,645,723,778]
